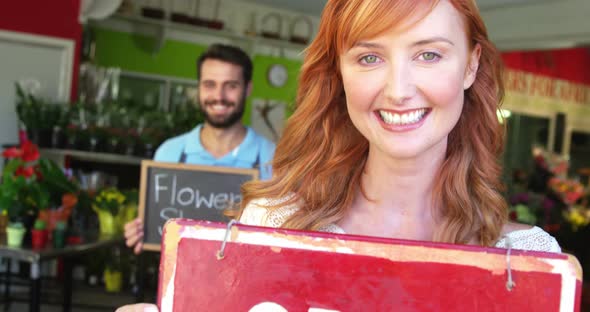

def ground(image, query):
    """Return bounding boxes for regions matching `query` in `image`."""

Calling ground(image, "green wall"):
[92,27,301,124]
[247,55,301,121]
[94,28,205,79]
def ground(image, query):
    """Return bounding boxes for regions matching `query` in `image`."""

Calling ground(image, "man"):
[124,44,275,254]
[156,43,275,177]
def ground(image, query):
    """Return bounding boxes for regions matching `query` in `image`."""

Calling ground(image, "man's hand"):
[124,218,144,255]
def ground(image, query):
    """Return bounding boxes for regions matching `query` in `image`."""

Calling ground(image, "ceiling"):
[241,0,557,16]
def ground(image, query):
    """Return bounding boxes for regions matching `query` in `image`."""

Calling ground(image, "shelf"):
[40,149,147,166]
[93,13,308,55]
[112,13,243,41]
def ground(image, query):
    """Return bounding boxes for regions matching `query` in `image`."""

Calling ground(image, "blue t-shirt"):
[154,124,275,180]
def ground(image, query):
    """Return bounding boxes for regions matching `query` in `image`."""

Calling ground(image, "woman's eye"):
[360,55,380,64]
[420,52,440,62]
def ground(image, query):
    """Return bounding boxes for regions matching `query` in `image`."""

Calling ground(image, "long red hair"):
[238,0,507,246]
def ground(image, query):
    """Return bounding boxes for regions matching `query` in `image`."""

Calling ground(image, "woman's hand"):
[115,303,158,312]
[124,218,144,255]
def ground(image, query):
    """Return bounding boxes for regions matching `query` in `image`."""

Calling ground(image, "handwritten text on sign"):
[153,173,242,235]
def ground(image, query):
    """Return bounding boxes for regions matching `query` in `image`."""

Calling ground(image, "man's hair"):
[196,44,253,83]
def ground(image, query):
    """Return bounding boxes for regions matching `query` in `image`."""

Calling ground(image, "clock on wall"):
[267,63,288,88]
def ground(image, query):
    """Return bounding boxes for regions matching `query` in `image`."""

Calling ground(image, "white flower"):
[17,79,41,96]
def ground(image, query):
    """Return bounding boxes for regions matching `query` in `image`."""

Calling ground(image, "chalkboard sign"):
[138,160,258,251]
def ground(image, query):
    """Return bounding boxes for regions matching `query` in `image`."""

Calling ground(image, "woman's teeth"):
[379,109,427,125]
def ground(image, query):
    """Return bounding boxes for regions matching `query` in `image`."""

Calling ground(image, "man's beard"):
[200,98,245,129]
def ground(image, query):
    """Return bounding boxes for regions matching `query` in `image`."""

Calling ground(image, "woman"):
[238,0,560,251]
[117,0,558,310]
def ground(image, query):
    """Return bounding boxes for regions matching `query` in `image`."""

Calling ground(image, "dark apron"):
[179,148,260,168]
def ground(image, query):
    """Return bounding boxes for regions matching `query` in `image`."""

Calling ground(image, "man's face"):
[198,59,251,128]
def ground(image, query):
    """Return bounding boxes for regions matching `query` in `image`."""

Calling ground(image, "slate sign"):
[139,160,258,251]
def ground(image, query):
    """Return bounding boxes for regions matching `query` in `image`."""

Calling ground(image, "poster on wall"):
[158,219,583,312]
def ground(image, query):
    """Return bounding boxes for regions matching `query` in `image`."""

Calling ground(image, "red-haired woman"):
[238,0,560,252]
[117,0,558,311]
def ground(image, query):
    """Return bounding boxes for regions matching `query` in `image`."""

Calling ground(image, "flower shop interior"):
[1,0,590,311]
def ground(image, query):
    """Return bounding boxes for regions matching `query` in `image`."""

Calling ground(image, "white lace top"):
[240,198,562,253]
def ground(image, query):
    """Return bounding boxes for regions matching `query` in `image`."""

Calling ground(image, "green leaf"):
[38,158,78,199]
[3,159,23,177]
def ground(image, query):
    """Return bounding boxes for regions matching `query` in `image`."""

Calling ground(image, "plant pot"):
[88,136,100,152]
[207,20,224,30]
[0,214,8,235]
[124,142,135,156]
[38,129,53,148]
[51,127,66,148]
[53,228,67,248]
[143,143,154,158]
[142,7,165,19]
[188,17,208,27]
[27,129,41,145]
[65,133,77,149]
[170,12,190,23]
[31,229,48,249]
[14,214,36,246]
[6,226,26,247]
[106,138,121,154]
[104,269,123,292]
[93,207,119,235]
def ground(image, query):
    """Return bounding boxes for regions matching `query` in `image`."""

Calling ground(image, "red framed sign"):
[158,219,582,311]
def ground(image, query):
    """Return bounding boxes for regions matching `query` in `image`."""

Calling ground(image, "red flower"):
[15,166,35,178]
[509,211,518,221]
[21,141,40,162]
[2,146,23,159]
[34,166,44,181]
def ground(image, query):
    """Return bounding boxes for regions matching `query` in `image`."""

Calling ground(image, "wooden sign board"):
[158,219,583,312]
[138,160,257,251]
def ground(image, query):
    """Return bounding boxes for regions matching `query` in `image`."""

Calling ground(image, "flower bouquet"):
[92,187,126,235]
[548,177,585,206]
[0,141,48,223]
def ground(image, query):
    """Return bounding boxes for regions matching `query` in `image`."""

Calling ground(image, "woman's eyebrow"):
[351,41,385,49]
[411,36,455,47]
[351,36,454,50]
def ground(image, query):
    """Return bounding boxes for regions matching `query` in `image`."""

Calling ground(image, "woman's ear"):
[463,43,481,90]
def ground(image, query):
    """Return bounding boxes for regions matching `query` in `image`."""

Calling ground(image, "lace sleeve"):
[495,226,561,253]
[239,197,299,228]
[239,200,271,226]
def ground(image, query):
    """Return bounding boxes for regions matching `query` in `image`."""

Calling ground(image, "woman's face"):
[340,0,480,160]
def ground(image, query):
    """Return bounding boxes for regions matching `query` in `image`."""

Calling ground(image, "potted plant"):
[15,82,43,146]
[0,141,50,244]
[50,103,71,149]
[92,187,126,235]
[104,246,123,292]
[171,101,204,135]
[36,158,79,232]
[53,220,67,248]
[5,222,26,247]
[31,219,48,249]
[122,189,139,225]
